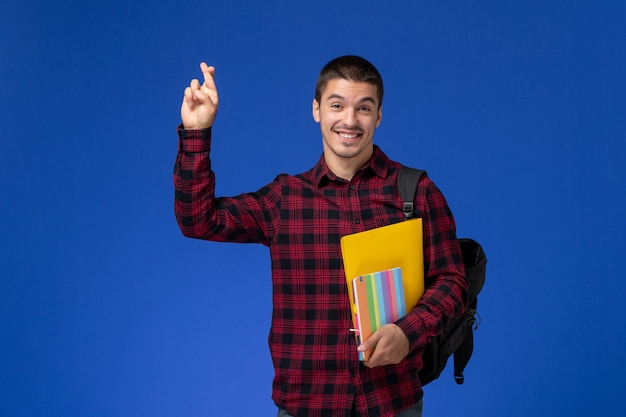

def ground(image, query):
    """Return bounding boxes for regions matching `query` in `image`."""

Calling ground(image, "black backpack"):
[397,166,487,386]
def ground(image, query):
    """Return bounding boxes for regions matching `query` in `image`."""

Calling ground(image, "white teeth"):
[339,132,358,139]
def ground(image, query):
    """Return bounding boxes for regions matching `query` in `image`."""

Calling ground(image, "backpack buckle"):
[402,202,414,219]
[454,372,465,385]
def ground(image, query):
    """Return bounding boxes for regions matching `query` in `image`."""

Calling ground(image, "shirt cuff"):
[177,124,212,153]
[395,309,430,353]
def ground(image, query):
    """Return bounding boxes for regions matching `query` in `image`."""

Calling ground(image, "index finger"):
[200,62,216,89]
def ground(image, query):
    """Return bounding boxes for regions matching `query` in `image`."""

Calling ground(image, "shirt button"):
[350,185,356,191]
[355,219,360,224]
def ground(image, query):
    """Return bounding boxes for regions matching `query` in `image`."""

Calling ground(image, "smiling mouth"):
[337,131,361,140]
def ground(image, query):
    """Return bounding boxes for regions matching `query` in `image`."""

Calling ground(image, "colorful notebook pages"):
[352,267,406,361]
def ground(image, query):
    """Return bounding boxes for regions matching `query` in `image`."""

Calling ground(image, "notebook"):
[352,267,407,361]
[340,218,424,360]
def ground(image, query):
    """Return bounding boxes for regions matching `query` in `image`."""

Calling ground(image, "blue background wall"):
[2,1,625,416]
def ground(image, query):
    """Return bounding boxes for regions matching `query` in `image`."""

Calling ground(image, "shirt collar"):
[312,145,391,187]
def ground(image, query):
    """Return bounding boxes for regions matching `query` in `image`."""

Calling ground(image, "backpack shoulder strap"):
[453,324,474,384]
[397,166,426,220]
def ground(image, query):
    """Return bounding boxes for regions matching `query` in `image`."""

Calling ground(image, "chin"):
[333,147,365,159]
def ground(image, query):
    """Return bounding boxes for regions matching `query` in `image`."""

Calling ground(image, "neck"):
[323,147,374,181]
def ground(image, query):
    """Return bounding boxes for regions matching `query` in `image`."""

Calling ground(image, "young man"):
[174,56,467,417]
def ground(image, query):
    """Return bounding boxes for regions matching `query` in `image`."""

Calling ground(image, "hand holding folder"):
[340,218,424,361]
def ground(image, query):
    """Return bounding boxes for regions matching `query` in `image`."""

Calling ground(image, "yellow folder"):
[341,218,425,346]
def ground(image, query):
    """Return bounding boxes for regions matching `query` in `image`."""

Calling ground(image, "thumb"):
[358,330,382,352]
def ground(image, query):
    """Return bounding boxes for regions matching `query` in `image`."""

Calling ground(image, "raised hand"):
[181,62,219,130]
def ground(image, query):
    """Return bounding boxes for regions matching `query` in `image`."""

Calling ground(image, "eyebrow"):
[326,94,377,105]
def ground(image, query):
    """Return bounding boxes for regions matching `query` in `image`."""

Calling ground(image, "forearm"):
[395,179,468,352]
[396,253,467,353]
[173,126,218,240]
[173,126,279,245]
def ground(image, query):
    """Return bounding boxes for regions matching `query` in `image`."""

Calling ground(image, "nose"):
[344,108,357,127]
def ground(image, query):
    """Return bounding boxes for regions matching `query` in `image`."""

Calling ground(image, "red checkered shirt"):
[174,127,467,417]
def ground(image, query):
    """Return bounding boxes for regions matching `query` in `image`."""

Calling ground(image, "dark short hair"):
[314,55,384,108]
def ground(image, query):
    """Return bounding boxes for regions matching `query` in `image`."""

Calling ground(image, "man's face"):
[313,78,382,169]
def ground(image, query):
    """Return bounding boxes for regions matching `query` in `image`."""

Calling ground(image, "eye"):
[330,103,342,110]
[359,105,372,112]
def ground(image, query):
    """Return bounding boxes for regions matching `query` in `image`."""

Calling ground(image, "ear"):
[376,106,382,128]
[312,99,320,123]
